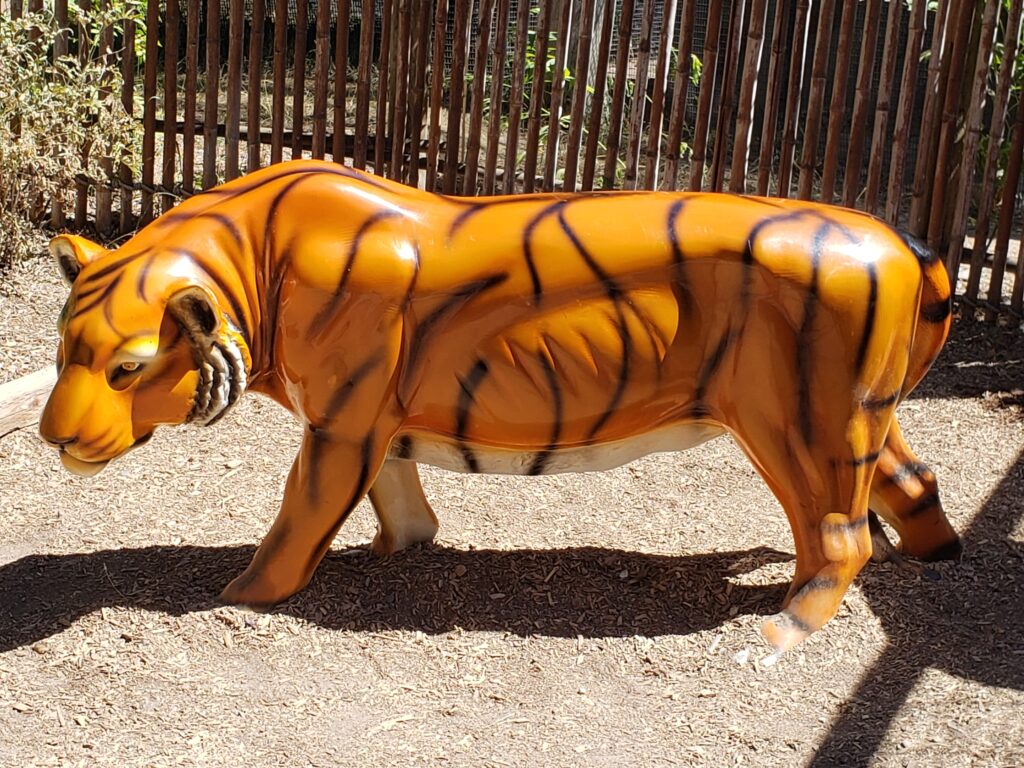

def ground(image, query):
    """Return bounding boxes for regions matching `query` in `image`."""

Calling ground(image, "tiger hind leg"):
[869,417,961,561]
[367,459,439,555]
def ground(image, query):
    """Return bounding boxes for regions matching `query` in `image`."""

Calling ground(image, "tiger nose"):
[42,435,78,448]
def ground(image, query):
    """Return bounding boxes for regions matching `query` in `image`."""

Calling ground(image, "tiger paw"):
[760,611,811,655]
[218,568,302,609]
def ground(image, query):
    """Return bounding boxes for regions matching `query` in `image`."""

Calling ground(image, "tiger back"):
[39,159,961,656]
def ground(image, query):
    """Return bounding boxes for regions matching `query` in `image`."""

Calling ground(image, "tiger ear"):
[49,235,109,285]
[166,285,222,345]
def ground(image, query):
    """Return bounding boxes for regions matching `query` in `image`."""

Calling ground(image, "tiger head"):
[39,234,252,477]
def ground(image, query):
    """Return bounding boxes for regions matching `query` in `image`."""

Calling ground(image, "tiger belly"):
[391,422,726,475]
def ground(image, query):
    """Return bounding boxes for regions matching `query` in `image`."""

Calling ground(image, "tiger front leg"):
[220,429,389,608]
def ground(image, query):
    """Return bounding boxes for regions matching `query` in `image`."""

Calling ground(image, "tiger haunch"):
[39,159,961,655]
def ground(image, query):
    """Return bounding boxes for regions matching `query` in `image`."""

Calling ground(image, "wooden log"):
[311,0,331,159]
[884,0,926,224]
[970,0,1024,303]
[291,0,309,159]
[504,0,531,192]
[247,0,266,171]
[332,0,353,164]
[599,0,636,189]
[202,0,221,187]
[442,0,470,193]
[841,0,882,209]
[818,0,857,203]
[797,0,836,200]
[757,0,791,197]
[374,0,393,173]
[224,0,244,178]
[642,0,678,190]
[118,11,136,233]
[776,0,810,197]
[483,0,512,194]
[863,0,902,213]
[0,368,56,439]
[543,0,574,191]
[580,0,616,191]
[710,0,744,191]
[623,0,657,190]
[182,0,200,194]
[271,0,287,163]
[688,0,724,191]
[662,0,696,190]
[390,0,411,180]
[425,0,448,190]
[523,0,553,192]
[463,0,496,194]
[730,0,769,194]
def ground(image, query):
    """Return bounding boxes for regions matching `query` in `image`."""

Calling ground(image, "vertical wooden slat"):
[51,0,70,229]
[599,0,635,189]
[841,0,882,209]
[247,0,266,171]
[95,0,115,233]
[463,0,496,194]
[623,0,656,190]
[930,0,975,255]
[271,0,287,163]
[354,0,376,170]
[311,0,330,158]
[642,0,678,190]
[182,0,200,193]
[291,0,309,159]
[224,0,243,178]
[663,0,696,190]
[504,0,531,192]
[203,0,222,187]
[522,0,553,192]
[883,0,925,224]
[161,0,180,211]
[543,0,573,191]
[443,0,470,193]
[818,0,856,203]
[483,0,511,194]
[140,0,159,224]
[756,0,791,197]
[968,0,1024,302]
[776,0,810,197]
[1002,106,1024,313]
[373,0,393,172]
[709,0,744,192]
[863,0,901,213]
[74,0,91,229]
[332,0,352,163]
[389,0,411,179]
[581,0,616,191]
[688,0,723,192]
[909,0,951,234]
[947,0,999,280]
[118,12,135,233]
[729,0,769,194]
[405,0,431,183]
[796,0,835,200]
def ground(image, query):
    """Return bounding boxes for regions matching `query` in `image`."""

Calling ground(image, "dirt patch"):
[1,253,1022,767]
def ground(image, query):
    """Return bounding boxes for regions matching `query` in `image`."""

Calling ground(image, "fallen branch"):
[0,367,56,439]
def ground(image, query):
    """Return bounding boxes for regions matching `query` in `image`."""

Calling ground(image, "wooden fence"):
[8,0,1024,321]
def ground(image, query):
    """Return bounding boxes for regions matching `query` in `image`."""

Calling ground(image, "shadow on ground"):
[0,544,793,652]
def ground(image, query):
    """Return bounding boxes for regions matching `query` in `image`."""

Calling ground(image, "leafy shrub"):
[0,7,141,275]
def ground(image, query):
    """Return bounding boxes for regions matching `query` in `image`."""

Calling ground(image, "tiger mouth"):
[58,431,154,477]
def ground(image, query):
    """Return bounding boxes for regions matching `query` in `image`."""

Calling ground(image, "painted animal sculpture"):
[39,159,961,654]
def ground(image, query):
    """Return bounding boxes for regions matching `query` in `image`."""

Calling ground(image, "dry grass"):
[1,251,1022,767]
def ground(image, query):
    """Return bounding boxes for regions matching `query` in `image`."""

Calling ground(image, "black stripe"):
[394,434,414,460]
[861,391,899,411]
[135,253,157,300]
[906,492,941,519]
[156,210,245,250]
[796,223,828,446]
[896,229,938,265]
[308,210,404,339]
[310,432,376,562]
[798,575,838,593]
[921,299,951,323]
[316,353,386,427]
[79,249,150,287]
[666,200,694,317]
[779,611,813,636]
[887,461,931,486]
[527,348,563,475]
[849,450,881,468]
[72,273,124,318]
[405,273,509,377]
[522,201,568,304]
[694,327,734,402]
[586,305,632,442]
[855,261,878,376]
[455,359,490,472]
[166,248,253,348]
[399,243,421,313]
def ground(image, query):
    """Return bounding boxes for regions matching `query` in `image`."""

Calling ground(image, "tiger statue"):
[39,159,960,655]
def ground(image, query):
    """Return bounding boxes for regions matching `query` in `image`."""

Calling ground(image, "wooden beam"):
[0,368,56,438]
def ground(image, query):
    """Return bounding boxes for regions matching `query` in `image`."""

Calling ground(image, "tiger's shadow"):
[0,543,793,652]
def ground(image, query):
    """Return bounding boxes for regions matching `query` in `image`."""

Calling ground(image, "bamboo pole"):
[863,0,902,213]
[202,0,221,186]
[947,0,999,280]
[374,0,394,172]
[797,0,836,200]
[1006,107,1024,313]
[642,0,678,190]
[969,0,1024,302]
[247,0,266,171]
[443,0,470,193]
[523,0,554,192]
[95,0,114,231]
[688,0,724,191]
[74,0,90,229]
[483,0,511,194]
[463,0,497,194]
[503,0,531,192]
[405,0,431,183]
[884,0,926,224]
[271,0,287,164]
[599,0,636,189]
[354,0,376,170]
[311,0,331,159]
[51,0,69,229]
[663,0,696,190]
[225,0,244,178]
[543,0,574,191]
[710,0,745,192]
[291,0,309,159]
[139,0,159,223]
[841,0,882,209]
[118,12,135,233]
[624,0,657,190]
[389,0,411,180]
[756,0,790,196]
[776,0,810,197]
[818,0,857,203]
[182,0,200,192]
[425,0,448,189]
[332,0,352,164]
[730,0,769,194]
[581,0,616,191]
[160,0,181,209]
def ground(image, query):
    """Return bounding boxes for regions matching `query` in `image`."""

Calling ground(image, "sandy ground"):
[0,245,1022,767]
